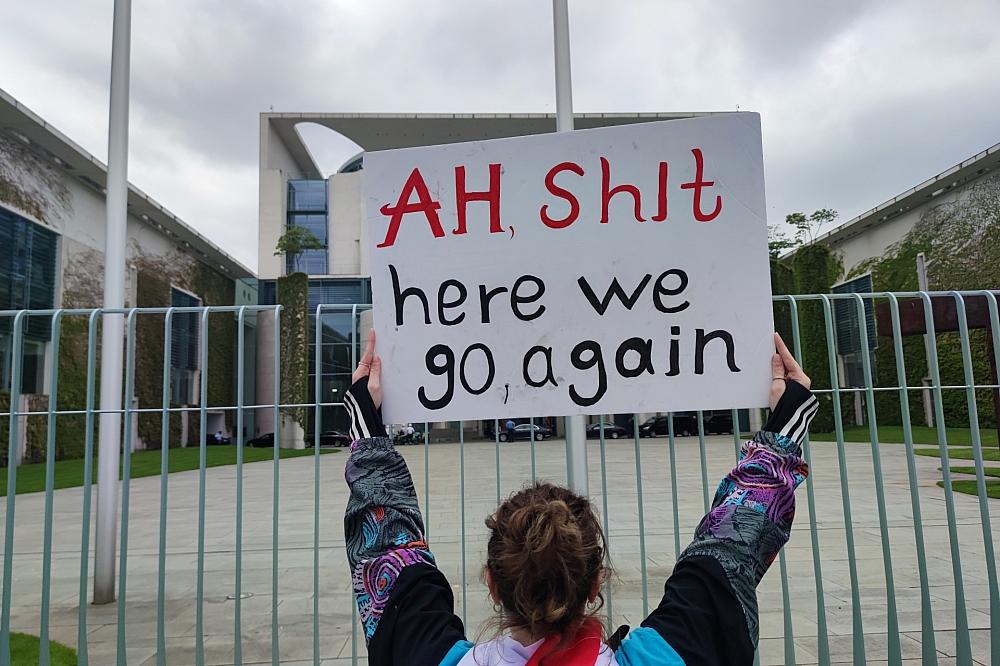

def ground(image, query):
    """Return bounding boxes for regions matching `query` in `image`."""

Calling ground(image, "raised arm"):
[343,334,467,665]
[619,333,816,665]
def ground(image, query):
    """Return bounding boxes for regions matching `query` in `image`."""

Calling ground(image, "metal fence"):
[1,292,999,665]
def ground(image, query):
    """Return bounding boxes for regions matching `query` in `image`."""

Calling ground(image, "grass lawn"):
[915,447,1000,462]
[950,466,1000,478]
[10,632,77,665]
[812,424,998,446]
[1,446,338,496]
[937,480,1000,499]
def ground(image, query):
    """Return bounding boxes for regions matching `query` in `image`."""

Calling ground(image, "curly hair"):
[483,482,610,646]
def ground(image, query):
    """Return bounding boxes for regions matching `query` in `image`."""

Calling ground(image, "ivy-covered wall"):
[191,262,237,445]
[0,394,49,466]
[791,245,843,430]
[278,273,309,430]
[844,172,1000,429]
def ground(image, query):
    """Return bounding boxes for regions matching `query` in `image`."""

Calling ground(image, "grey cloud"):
[2,0,999,269]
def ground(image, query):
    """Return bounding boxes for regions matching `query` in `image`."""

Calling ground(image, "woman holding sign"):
[343,332,816,665]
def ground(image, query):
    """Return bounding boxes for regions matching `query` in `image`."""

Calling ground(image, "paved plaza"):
[2,435,998,664]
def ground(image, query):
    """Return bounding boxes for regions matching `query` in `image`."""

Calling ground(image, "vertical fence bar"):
[730,408,740,459]
[350,314,359,666]
[234,307,247,665]
[115,309,138,666]
[272,306,282,665]
[818,295,866,664]
[952,292,1000,665]
[852,295,902,665]
[667,414,681,559]
[494,419,501,506]
[631,416,649,617]
[597,416,613,627]
[39,311,63,666]
[986,290,1000,666]
[0,311,25,662]
[424,421,430,541]
[885,293,937,663]
[77,310,100,666]
[785,297,830,666]
[776,552,796,666]
[695,410,709,513]
[459,421,467,627]
[313,306,322,665]
[919,291,972,665]
[156,309,174,666]
[529,415,537,481]
[195,307,210,665]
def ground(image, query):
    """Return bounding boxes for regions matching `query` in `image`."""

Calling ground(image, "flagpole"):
[552,0,589,496]
[94,0,132,604]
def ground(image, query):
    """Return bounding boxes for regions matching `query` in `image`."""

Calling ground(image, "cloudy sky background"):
[2,0,999,270]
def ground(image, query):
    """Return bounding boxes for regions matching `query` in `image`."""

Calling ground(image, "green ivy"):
[0,394,48,466]
[791,244,843,431]
[278,272,309,429]
[191,263,237,441]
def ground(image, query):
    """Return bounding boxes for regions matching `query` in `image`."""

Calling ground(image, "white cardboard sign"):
[364,114,774,424]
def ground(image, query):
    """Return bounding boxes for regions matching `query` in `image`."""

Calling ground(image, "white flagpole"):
[94,0,133,604]
[552,0,589,496]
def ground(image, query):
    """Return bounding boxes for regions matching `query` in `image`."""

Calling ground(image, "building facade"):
[0,88,256,461]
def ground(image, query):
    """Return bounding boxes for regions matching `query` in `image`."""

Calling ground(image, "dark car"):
[499,423,552,442]
[703,412,734,435]
[306,431,352,447]
[247,432,275,447]
[638,414,698,437]
[586,423,628,439]
[246,431,352,448]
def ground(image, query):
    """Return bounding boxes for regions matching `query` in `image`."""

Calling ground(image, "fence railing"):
[1,292,999,665]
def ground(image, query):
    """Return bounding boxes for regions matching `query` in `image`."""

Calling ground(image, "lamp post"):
[94,0,132,604]
[551,0,589,496]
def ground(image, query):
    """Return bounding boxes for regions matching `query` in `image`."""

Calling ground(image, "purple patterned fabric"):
[353,545,436,640]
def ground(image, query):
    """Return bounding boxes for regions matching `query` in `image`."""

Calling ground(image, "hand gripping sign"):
[363,113,774,424]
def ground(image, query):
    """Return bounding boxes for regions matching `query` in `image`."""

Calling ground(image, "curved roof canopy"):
[264,112,725,179]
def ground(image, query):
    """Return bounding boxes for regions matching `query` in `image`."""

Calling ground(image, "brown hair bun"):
[485,482,608,642]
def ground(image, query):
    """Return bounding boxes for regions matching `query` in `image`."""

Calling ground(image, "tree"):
[274,226,324,273]
[768,225,797,258]
[786,208,838,245]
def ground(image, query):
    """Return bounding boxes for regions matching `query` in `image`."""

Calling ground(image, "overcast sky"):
[2,0,999,270]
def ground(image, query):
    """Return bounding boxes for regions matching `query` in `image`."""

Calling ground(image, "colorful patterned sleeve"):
[342,377,466,665]
[675,379,817,645]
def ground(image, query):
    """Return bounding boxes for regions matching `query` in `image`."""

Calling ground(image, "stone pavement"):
[2,435,998,664]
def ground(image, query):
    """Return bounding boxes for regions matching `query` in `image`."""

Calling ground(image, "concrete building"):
[800,141,1000,279]
[256,112,749,440]
[0,87,256,458]
[788,141,1000,428]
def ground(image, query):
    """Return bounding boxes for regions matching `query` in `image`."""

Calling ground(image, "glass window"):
[0,208,57,393]
[832,274,875,388]
[170,288,201,404]
[286,181,329,275]
[0,208,58,341]
[288,180,328,212]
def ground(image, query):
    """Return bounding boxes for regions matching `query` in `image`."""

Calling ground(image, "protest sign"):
[363,113,774,424]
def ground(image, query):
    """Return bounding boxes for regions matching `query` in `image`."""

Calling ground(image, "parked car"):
[586,423,628,439]
[246,430,352,448]
[703,412,734,435]
[499,423,552,442]
[638,414,698,437]
[246,432,275,447]
[306,431,352,447]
